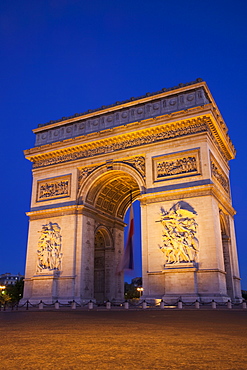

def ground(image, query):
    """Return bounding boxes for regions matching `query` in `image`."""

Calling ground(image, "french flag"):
[117,205,134,273]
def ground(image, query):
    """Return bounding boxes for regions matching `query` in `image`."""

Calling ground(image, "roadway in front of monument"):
[0,310,246,369]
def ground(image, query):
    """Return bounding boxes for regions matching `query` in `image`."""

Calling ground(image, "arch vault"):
[23,79,242,303]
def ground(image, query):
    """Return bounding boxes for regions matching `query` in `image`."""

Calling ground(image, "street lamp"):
[0,285,6,293]
[137,287,144,298]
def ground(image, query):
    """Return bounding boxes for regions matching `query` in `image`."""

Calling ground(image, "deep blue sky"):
[1,0,246,288]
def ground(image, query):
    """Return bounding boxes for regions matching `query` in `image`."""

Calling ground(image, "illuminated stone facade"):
[22,79,242,303]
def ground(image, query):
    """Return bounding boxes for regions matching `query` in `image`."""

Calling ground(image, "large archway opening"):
[81,166,144,302]
[123,200,142,284]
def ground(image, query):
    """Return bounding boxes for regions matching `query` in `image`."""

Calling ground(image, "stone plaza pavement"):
[0,309,246,369]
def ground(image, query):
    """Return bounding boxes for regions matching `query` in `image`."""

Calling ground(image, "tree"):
[5,278,24,303]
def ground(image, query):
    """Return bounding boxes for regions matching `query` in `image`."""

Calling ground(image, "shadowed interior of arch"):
[85,170,140,219]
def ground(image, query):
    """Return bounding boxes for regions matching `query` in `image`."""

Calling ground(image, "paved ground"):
[0,309,246,370]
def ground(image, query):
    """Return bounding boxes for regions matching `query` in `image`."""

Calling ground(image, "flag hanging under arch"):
[117,204,134,273]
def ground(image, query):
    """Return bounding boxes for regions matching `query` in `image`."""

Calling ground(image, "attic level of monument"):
[25,80,235,167]
[36,78,206,129]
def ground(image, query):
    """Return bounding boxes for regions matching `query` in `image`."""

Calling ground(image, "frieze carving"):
[37,222,63,272]
[37,175,71,201]
[158,201,199,264]
[210,156,230,195]
[33,119,208,168]
[154,149,200,182]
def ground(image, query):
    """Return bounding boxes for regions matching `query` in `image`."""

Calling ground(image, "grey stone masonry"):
[34,83,209,147]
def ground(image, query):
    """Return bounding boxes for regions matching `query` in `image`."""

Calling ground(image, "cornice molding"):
[25,114,235,169]
[140,183,235,217]
[26,205,84,220]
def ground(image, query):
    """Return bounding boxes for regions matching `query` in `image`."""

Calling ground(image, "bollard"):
[55,301,59,309]
[195,300,200,309]
[227,300,232,309]
[71,300,76,310]
[39,301,44,310]
[242,301,247,309]
[124,301,129,310]
[26,300,29,311]
[178,300,183,309]
[160,300,164,309]
[212,300,216,309]
[142,300,147,309]
[88,300,93,310]
[106,301,111,309]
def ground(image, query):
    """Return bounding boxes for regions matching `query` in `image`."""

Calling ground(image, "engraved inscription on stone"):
[153,149,200,182]
[37,222,63,272]
[159,201,199,265]
[36,175,71,201]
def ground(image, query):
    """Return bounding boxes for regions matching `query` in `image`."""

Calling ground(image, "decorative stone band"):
[153,149,200,182]
[140,183,236,217]
[26,114,235,169]
[210,155,230,195]
[36,175,71,202]
[30,117,212,169]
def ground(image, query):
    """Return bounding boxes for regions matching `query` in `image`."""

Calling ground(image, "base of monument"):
[160,293,233,304]
[19,296,83,305]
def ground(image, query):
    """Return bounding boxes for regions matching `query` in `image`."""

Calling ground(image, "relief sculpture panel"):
[36,175,71,201]
[153,149,200,182]
[37,222,63,272]
[210,154,230,195]
[158,201,199,265]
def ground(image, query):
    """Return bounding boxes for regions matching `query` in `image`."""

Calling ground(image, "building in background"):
[0,273,24,286]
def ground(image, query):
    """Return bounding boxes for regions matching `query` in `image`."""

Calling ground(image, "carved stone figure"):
[37,222,63,272]
[159,202,198,264]
[211,158,230,194]
[157,156,197,178]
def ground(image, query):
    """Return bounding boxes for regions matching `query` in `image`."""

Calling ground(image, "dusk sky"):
[1,1,247,288]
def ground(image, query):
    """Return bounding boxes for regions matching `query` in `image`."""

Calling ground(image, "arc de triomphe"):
[22,79,242,303]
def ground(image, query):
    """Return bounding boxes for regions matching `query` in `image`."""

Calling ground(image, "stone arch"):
[78,163,144,302]
[219,209,233,299]
[94,224,113,249]
[93,225,114,302]
[219,210,229,238]
[78,162,145,219]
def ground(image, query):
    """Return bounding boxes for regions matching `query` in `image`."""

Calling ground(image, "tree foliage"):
[5,278,24,303]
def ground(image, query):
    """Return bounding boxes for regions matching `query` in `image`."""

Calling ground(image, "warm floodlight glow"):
[137,287,144,297]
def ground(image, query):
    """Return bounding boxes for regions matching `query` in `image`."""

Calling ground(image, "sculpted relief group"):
[22,79,242,304]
